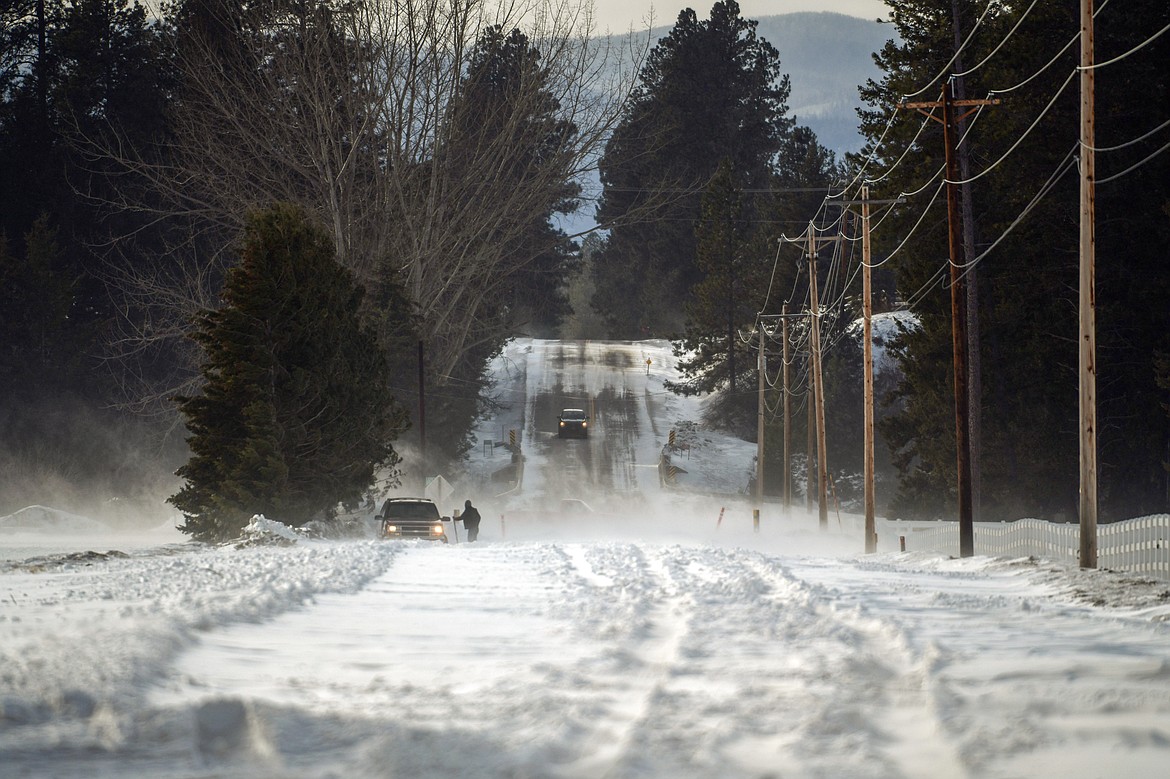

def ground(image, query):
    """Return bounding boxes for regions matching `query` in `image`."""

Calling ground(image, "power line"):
[1096,139,1170,185]
[1079,20,1170,71]
[954,144,1079,278]
[901,0,998,100]
[954,0,1043,79]
[944,69,1075,188]
[1085,118,1170,153]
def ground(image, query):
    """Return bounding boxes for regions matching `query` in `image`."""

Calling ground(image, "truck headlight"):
[385,524,398,533]
[432,524,444,535]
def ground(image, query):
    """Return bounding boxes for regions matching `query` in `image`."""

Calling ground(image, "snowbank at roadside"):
[0,504,109,533]
[0,517,403,737]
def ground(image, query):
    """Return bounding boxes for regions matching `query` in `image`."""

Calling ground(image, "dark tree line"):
[1,0,178,518]
[13,0,1155,530]
[0,0,613,528]
[858,0,1170,520]
[1,0,172,399]
[592,0,794,340]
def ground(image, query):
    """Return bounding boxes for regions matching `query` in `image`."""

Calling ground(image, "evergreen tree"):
[668,159,766,431]
[170,203,407,542]
[862,1,1170,520]
[451,25,581,334]
[591,0,793,337]
[1,0,173,403]
[668,118,845,430]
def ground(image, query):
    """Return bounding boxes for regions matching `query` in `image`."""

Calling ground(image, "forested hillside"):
[855,0,1169,521]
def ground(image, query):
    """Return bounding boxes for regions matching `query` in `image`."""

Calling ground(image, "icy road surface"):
[3,530,1170,778]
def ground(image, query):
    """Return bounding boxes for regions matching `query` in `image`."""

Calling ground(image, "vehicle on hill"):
[376,498,450,542]
[557,408,589,438]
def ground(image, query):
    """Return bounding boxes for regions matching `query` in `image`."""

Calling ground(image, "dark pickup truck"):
[376,498,450,542]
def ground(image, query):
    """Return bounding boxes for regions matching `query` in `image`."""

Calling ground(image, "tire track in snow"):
[129,541,968,778]
[784,555,1170,778]
[737,554,966,779]
[563,546,964,778]
[555,544,691,777]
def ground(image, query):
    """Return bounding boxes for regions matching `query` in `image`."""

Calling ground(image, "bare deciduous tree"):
[100,0,647,405]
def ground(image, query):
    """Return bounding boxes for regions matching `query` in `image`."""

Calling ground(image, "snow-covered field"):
[3,338,1170,778]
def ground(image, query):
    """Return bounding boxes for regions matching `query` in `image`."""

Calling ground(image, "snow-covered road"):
[3,528,1169,778]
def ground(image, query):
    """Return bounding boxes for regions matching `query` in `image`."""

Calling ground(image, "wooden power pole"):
[1079,0,1098,568]
[901,84,998,558]
[861,186,877,553]
[806,369,815,515]
[759,309,796,514]
[951,0,984,525]
[833,188,904,553]
[782,305,791,513]
[804,223,836,530]
[756,326,765,505]
[941,82,973,558]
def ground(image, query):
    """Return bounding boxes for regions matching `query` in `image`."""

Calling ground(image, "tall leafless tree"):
[95,0,645,409]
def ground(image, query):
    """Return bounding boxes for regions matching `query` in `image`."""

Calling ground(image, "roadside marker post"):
[753,509,760,533]
[716,507,725,528]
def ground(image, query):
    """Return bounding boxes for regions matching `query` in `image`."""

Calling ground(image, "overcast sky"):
[591,0,891,32]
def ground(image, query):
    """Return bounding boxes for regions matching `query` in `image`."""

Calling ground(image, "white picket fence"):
[887,514,1170,580]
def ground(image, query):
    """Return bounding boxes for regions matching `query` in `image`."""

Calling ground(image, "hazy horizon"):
[591,0,890,33]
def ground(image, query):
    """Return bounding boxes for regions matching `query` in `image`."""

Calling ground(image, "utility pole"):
[951,0,983,524]
[756,325,766,505]
[806,373,814,515]
[805,223,835,530]
[759,310,798,514]
[780,224,839,529]
[831,188,903,553]
[861,186,877,553]
[1079,0,1098,568]
[941,81,973,558]
[901,84,998,558]
[782,305,791,513]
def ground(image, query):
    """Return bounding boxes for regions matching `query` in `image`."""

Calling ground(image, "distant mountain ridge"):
[635,11,892,155]
[560,12,891,232]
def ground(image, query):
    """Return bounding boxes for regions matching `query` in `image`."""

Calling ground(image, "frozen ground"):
[3,510,1169,778]
[3,338,1170,778]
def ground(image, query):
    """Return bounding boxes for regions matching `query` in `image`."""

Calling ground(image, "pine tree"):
[0,215,83,394]
[170,203,407,541]
[450,25,581,333]
[591,0,793,337]
[669,159,765,429]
